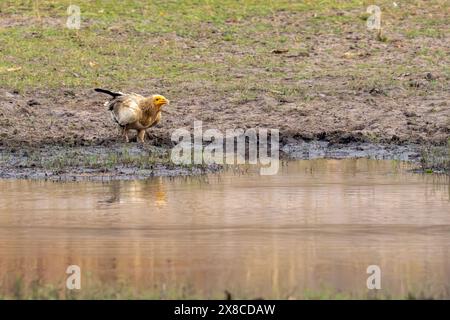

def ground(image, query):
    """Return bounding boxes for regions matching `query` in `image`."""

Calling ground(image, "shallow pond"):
[0,159,449,299]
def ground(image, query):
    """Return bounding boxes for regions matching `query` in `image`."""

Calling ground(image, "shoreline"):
[0,141,447,181]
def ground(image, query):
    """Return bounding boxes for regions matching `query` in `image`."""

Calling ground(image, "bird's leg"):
[137,130,146,144]
[122,127,129,143]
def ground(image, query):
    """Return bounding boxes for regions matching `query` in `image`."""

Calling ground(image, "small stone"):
[425,72,436,81]
[369,87,385,95]
[27,99,40,106]
[403,111,417,117]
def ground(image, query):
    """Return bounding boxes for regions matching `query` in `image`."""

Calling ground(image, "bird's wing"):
[108,94,145,126]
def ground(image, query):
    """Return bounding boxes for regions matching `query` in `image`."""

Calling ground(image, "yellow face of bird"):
[152,95,169,107]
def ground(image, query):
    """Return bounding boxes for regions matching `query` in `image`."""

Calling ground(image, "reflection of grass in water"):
[419,141,450,174]
[1,277,208,300]
[1,277,448,300]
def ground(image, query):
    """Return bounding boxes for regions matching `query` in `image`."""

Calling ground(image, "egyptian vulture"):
[95,88,169,143]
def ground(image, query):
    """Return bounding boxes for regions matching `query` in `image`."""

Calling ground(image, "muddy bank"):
[1,0,449,180]
[0,87,448,180]
[0,143,222,180]
[282,141,421,160]
[0,140,447,180]
[283,141,448,174]
[0,86,449,149]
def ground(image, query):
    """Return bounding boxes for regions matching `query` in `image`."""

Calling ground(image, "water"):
[0,159,449,299]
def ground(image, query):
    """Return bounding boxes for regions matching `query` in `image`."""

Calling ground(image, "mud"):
[0,86,448,149]
[1,137,445,180]
[0,143,223,180]
[0,87,448,179]
[281,141,422,161]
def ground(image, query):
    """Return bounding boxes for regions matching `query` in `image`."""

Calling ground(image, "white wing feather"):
[107,94,144,126]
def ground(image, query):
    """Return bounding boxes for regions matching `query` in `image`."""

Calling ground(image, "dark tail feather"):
[94,88,123,98]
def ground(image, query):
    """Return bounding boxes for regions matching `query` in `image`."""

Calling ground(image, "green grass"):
[0,146,171,169]
[0,0,448,96]
[42,148,172,170]
[419,143,450,173]
[0,145,217,176]
[1,277,447,300]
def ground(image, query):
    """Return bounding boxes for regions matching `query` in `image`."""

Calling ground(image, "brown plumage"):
[95,88,170,143]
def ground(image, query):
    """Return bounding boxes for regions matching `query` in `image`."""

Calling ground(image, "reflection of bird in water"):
[98,181,122,205]
[96,179,167,208]
[154,177,167,208]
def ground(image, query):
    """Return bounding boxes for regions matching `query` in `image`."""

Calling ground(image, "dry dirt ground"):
[0,83,448,148]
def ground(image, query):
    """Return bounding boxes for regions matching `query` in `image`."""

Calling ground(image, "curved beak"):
[161,97,170,106]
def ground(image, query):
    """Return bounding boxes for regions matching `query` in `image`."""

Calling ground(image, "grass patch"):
[0,0,448,97]
[419,142,450,174]
[1,276,448,300]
